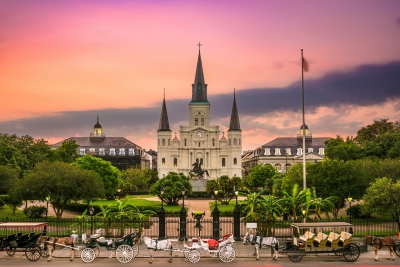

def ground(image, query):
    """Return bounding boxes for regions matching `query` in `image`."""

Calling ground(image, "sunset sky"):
[1,0,400,152]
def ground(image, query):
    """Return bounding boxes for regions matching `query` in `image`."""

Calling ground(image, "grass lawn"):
[0,204,26,219]
[91,198,182,212]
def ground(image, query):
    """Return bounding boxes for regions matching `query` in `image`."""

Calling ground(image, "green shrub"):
[23,205,47,218]
[187,191,212,199]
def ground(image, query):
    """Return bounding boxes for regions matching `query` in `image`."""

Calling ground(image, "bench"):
[327,232,340,248]
[299,231,315,247]
[313,232,328,248]
[339,231,352,246]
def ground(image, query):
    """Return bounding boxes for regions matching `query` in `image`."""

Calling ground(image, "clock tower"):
[157,44,242,179]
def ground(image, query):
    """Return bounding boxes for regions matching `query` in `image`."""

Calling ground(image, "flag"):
[302,56,309,72]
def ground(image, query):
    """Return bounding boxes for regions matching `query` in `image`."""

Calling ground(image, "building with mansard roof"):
[52,116,152,170]
[157,45,242,179]
[242,125,330,177]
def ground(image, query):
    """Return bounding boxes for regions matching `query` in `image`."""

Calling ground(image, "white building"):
[157,46,242,179]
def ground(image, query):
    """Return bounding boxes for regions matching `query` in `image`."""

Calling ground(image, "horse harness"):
[370,236,383,249]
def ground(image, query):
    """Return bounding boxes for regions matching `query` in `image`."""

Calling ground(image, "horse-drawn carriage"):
[141,233,236,264]
[285,222,360,262]
[81,229,139,263]
[0,222,48,261]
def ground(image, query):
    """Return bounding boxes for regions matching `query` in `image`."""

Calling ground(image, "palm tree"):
[262,195,283,236]
[240,192,266,222]
[280,184,306,221]
[309,188,335,220]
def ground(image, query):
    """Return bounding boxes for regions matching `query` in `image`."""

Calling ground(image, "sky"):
[1,0,400,152]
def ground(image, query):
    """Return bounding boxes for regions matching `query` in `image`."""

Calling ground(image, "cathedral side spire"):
[158,90,171,131]
[192,42,208,102]
[228,89,241,131]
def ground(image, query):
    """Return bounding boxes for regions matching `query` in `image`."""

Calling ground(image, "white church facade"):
[157,46,242,179]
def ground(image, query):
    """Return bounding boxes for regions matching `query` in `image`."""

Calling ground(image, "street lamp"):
[159,186,166,240]
[212,188,220,240]
[347,197,353,223]
[89,206,94,235]
[45,196,50,219]
[117,188,121,199]
[179,187,187,241]
[233,187,241,241]
[301,206,306,223]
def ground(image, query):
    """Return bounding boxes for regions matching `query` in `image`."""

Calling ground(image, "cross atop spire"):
[158,90,171,131]
[191,43,208,102]
[197,42,202,52]
[228,88,241,131]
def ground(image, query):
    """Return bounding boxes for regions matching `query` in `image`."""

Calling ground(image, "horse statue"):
[189,159,210,179]
[365,235,397,261]
[38,235,76,261]
[243,232,279,261]
[141,236,173,263]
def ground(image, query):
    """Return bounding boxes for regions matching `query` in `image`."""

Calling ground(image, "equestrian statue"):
[189,158,210,179]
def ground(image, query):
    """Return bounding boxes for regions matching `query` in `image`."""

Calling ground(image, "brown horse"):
[365,236,396,261]
[38,236,76,261]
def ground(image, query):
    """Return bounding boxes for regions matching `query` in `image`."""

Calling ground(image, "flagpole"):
[301,49,306,191]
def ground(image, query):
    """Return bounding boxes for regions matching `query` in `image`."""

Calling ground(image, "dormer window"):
[99,148,105,156]
[297,148,303,155]
[308,148,313,153]
[319,148,325,155]
[89,148,95,154]
[274,148,281,155]
[265,148,271,156]
[119,148,125,156]
[285,148,291,155]
[79,148,85,155]
[129,148,135,156]
[110,148,115,156]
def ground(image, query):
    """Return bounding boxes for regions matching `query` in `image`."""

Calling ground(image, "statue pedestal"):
[189,179,207,191]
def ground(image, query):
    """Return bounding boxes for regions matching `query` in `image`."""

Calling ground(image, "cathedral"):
[157,46,242,179]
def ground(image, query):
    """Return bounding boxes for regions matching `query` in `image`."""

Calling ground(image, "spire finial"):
[164,88,165,98]
[97,114,99,123]
[197,42,202,52]
[234,88,236,97]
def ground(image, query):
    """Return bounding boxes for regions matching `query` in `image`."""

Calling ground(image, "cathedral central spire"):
[192,43,208,102]
[158,89,170,131]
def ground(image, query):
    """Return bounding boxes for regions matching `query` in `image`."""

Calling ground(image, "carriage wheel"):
[219,245,236,263]
[343,243,360,262]
[5,246,16,256]
[132,245,139,257]
[92,245,100,258]
[81,248,96,263]
[333,248,343,256]
[287,246,304,262]
[40,247,49,258]
[395,244,400,257]
[116,245,134,263]
[25,246,41,261]
[187,249,201,263]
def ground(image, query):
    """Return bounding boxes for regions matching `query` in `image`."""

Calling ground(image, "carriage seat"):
[339,231,352,243]
[90,233,101,239]
[299,231,315,242]
[98,236,112,246]
[313,232,328,247]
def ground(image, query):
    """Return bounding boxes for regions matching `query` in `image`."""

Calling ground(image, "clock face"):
[196,131,203,138]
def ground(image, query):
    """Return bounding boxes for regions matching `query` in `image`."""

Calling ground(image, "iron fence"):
[1,217,398,238]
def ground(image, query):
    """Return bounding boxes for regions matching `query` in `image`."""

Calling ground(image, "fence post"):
[233,206,241,241]
[158,207,166,240]
[179,207,187,241]
[212,206,220,240]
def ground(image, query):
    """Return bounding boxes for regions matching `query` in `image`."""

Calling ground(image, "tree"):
[280,184,305,221]
[72,155,121,199]
[122,167,150,192]
[149,172,192,205]
[20,161,105,218]
[324,136,364,161]
[206,175,243,205]
[309,187,335,220]
[361,177,400,231]
[51,139,80,163]
[0,165,19,194]
[244,163,278,191]
[240,192,266,222]
[262,195,283,236]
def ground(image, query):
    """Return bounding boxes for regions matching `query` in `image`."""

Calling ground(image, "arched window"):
[129,148,135,156]
[229,139,231,146]
[168,139,170,146]
[184,138,187,146]
[233,138,237,145]
[201,118,204,126]
[239,139,241,146]
[119,148,125,156]
[195,118,198,126]
[233,158,237,165]
[162,158,165,165]
[274,163,281,171]
[173,158,177,167]
[158,139,160,146]
[285,163,291,172]
[212,138,215,146]
[198,142,200,147]
[110,148,115,156]
[162,139,165,146]
[222,158,226,167]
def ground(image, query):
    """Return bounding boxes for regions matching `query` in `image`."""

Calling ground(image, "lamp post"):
[117,188,121,200]
[347,197,354,233]
[285,151,288,174]
[301,206,306,223]
[212,188,220,240]
[88,206,94,235]
[233,187,241,241]
[158,186,166,240]
[45,196,50,219]
[179,187,187,241]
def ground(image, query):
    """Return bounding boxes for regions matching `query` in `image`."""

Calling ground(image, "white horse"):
[141,236,173,264]
[243,232,279,261]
